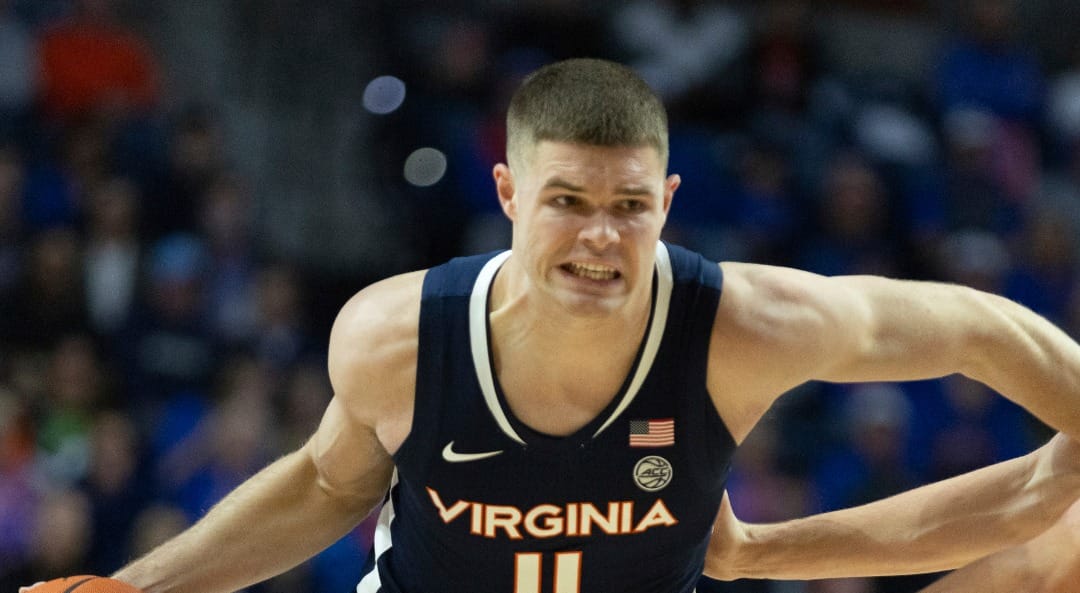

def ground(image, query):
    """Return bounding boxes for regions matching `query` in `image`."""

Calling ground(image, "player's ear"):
[494,163,517,221]
[662,174,680,217]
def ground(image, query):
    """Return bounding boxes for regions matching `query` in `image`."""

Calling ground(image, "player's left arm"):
[915,496,1080,593]
[705,263,1080,580]
[704,433,1080,580]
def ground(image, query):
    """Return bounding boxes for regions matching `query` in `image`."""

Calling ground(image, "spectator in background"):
[904,109,1022,266]
[154,355,275,522]
[148,105,228,241]
[21,116,108,233]
[0,387,37,593]
[1,227,90,352]
[248,264,316,373]
[199,174,258,346]
[35,334,111,488]
[1002,207,1078,326]
[922,375,1034,482]
[115,233,218,412]
[727,423,814,527]
[83,410,149,575]
[935,0,1043,124]
[934,0,1044,202]
[798,154,904,277]
[37,0,159,125]
[23,489,94,584]
[84,177,142,338]
[1046,41,1080,164]
[0,0,37,143]
[746,1,818,116]
[727,143,798,264]
[277,362,332,452]
[0,143,25,298]
[814,384,941,593]
[814,384,918,513]
[36,0,168,190]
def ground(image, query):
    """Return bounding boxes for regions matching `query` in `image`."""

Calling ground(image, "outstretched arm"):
[705,433,1080,581]
[113,414,392,593]
[112,272,423,593]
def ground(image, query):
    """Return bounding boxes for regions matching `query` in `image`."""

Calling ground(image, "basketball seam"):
[61,577,97,593]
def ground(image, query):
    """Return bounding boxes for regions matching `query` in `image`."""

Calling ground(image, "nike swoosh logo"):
[442,441,504,463]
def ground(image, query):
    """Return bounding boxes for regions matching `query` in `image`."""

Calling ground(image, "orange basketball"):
[26,576,143,593]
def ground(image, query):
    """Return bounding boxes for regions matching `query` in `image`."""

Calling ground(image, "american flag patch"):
[629,418,675,447]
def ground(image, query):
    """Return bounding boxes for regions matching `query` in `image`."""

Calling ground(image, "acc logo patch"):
[633,455,673,492]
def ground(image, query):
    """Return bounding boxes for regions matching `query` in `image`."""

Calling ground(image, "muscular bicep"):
[812,274,984,383]
[305,270,424,512]
[708,264,980,441]
[304,394,394,511]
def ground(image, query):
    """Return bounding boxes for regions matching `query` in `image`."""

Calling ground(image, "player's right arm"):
[112,271,424,593]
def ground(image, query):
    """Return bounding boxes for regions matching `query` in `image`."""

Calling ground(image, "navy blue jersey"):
[357,242,736,593]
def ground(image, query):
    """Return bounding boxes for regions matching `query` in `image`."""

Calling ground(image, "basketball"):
[25,576,143,593]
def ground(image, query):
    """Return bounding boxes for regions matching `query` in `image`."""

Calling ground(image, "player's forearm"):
[964,291,1080,442]
[113,450,379,593]
[726,447,1079,580]
[918,498,1080,593]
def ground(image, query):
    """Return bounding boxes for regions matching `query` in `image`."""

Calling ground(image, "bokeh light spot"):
[403,148,447,187]
[363,75,406,114]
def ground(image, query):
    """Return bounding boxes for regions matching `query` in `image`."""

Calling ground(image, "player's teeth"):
[568,263,617,280]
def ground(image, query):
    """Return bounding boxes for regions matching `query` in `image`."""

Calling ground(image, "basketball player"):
[92,59,1080,592]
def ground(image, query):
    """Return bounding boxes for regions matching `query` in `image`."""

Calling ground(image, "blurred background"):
[0,0,1077,591]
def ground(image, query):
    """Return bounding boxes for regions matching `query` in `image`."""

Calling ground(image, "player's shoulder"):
[713,261,843,342]
[335,270,426,335]
[328,270,426,384]
[717,261,827,308]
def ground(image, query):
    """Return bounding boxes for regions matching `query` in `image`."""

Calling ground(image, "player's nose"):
[579,211,619,250]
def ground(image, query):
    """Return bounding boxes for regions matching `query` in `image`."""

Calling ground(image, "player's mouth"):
[561,262,620,281]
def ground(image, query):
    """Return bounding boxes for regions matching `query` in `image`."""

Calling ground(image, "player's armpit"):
[702,491,747,581]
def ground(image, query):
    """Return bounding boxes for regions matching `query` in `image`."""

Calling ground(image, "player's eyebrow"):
[541,177,655,196]
[541,177,585,193]
[614,185,655,197]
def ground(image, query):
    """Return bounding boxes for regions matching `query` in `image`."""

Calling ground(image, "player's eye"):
[552,195,579,208]
[619,199,646,213]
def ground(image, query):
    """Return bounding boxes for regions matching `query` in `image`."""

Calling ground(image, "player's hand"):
[20,583,45,593]
[702,490,749,581]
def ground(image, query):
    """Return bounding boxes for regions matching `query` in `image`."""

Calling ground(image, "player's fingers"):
[20,582,46,593]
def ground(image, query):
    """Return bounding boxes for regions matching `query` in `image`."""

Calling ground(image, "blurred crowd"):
[1,0,1078,592]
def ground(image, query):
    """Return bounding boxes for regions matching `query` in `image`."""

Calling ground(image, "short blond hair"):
[506,58,669,172]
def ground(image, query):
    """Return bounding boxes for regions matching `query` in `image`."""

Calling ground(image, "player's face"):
[494,141,679,317]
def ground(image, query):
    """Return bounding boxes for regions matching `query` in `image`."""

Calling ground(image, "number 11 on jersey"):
[514,551,582,593]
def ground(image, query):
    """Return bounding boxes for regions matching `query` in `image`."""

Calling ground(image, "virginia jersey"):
[357,242,736,593]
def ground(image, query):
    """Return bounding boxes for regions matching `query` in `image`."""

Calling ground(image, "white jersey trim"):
[468,250,524,444]
[356,470,400,593]
[592,241,672,438]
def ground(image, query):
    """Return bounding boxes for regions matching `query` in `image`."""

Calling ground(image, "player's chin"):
[555,291,627,317]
